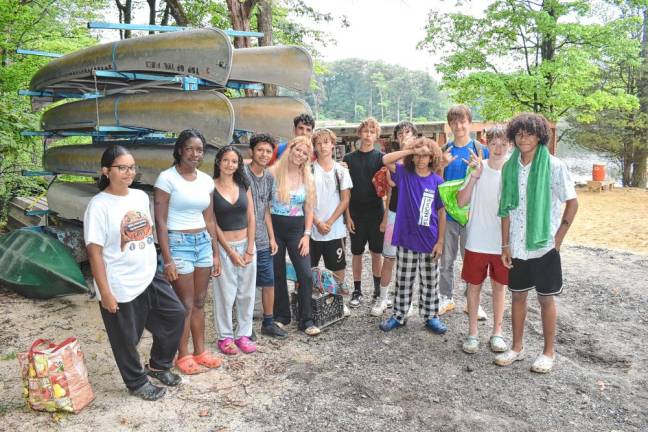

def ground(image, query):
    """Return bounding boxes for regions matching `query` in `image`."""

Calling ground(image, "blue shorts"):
[168,230,213,275]
[256,247,274,287]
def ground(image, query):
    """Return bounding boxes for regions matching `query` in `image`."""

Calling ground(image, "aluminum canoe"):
[40,91,234,147]
[231,46,312,92]
[44,144,218,186]
[231,96,312,139]
[30,29,233,92]
[0,229,88,299]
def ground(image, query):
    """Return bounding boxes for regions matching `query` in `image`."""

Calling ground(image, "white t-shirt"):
[462,160,503,254]
[312,161,353,241]
[154,166,214,231]
[509,154,577,260]
[83,189,158,303]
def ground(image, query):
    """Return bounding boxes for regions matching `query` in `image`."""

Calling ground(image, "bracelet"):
[303,230,311,236]
[163,262,174,268]
[501,244,510,248]
[245,250,254,256]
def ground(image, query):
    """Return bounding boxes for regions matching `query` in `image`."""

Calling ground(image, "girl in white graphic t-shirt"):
[84,145,185,401]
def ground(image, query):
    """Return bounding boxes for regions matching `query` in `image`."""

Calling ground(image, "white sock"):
[380,285,389,300]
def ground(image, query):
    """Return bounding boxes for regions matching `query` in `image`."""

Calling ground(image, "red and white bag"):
[17,338,94,413]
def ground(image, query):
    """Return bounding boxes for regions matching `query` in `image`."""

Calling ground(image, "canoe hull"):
[0,230,88,298]
[231,46,313,92]
[41,91,235,147]
[30,29,233,91]
[231,96,312,139]
[44,144,218,185]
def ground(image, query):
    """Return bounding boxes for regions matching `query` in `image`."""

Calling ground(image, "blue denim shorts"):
[255,247,274,287]
[168,230,213,275]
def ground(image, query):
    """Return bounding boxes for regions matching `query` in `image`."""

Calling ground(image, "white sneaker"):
[370,297,389,317]
[438,296,455,315]
[463,303,488,321]
[343,304,351,317]
[386,297,393,308]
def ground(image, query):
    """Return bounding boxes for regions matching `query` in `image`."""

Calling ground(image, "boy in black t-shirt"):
[343,117,384,308]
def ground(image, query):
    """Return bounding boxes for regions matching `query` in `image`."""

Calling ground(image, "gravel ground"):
[0,244,647,431]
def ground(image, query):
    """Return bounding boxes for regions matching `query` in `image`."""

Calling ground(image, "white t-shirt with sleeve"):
[462,160,503,254]
[83,189,158,303]
[312,161,353,241]
[509,154,577,260]
[154,166,214,231]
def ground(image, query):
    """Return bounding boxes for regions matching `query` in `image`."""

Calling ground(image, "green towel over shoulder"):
[498,145,551,251]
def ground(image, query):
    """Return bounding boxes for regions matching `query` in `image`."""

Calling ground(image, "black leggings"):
[271,214,313,328]
[100,272,185,390]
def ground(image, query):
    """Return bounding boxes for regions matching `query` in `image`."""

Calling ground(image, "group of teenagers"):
[83,105,578,401]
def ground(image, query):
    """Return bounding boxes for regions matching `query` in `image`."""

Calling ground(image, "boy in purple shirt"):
[379,138,447,334]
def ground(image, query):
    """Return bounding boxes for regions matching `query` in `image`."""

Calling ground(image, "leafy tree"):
[418,0,636,122]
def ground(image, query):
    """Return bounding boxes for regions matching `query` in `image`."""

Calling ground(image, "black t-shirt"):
[343,149,384,217]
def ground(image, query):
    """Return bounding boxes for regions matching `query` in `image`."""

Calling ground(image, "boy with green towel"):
[495,113,578,373]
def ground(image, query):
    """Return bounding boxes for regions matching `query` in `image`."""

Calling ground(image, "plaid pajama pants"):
[392,246,440,324]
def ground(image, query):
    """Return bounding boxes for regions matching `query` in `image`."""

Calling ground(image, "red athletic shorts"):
[461,249,509,286]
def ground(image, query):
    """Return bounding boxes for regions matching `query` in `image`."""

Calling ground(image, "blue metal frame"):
[18,89,103,99]
[16,49,63,58]
[87,21,264,37]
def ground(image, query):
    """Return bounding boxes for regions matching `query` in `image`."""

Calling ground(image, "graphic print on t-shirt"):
[418,188,435,227]
[120,210,153,251]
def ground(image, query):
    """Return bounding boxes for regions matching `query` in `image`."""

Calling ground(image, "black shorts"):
[509,248,563,296]
[310,238,346,272]
[349,215,384,256]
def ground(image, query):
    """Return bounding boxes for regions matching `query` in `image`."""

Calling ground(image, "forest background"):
[1,0,648,227]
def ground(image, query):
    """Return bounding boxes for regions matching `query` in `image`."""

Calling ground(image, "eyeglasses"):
[111,165,138,173]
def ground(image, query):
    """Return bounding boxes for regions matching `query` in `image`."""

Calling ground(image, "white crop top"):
[154,166,214,230]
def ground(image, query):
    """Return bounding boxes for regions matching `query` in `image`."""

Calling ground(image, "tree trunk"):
[115,0,132,39]
[256,0,276,96]
[634,7,648,187]
[226,0,256,49]
[631,147,647,187]
[165,0,189,26]
[147,0,156,34]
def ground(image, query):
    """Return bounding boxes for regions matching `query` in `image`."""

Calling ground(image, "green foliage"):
[0,0,106,226]
[418,0,636,122]
[308,58,448,123]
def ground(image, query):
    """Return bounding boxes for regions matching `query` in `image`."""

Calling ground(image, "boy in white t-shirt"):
[310,129,353,312]
[457,127,511,355]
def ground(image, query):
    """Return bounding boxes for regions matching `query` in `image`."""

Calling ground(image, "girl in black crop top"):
[212,146,258,355]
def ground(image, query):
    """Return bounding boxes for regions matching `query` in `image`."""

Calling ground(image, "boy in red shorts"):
[457,127,510,355]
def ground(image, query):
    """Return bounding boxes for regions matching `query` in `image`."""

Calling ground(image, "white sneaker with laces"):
[370,297,389,317]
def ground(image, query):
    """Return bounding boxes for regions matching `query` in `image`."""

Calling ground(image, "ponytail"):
[98,145,132,190]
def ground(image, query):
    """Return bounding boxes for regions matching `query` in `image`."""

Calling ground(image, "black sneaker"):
[261,322,288,339]
[349,291,363,308]
[145,365,182,386]
[129,380,166,401]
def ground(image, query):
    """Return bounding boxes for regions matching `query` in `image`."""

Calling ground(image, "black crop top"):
[213,184,248,231]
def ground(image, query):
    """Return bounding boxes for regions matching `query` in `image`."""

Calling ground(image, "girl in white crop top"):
[154,129,223,375]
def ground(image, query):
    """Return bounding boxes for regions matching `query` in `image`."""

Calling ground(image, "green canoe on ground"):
[0,229,88,299]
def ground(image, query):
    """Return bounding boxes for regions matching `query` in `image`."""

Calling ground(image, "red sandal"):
[193,351,223,369]
[175,355,204,375]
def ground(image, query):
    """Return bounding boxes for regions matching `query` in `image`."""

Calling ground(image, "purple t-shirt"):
[392,163,444,253]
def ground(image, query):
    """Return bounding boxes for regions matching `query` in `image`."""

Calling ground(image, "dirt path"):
[1,245,646,431]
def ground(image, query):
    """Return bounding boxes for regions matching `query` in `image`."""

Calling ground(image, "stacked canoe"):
[29,28,314,222]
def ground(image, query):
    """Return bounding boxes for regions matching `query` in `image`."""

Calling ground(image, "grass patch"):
[0,352,17,361]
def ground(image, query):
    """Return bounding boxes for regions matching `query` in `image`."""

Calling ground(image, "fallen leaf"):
[119,417,128,425]
[198,407,210,417]
[611,287,621,296]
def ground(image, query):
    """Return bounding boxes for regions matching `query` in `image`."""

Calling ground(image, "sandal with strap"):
[175,355,204,375]
[193,351,223,369]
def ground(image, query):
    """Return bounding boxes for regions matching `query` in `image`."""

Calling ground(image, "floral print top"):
[270,183,306,217]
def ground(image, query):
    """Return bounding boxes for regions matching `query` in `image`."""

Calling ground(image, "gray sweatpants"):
[213,239,256,340]
[439,218,466,299]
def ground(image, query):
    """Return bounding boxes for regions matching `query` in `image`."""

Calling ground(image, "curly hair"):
[293,113,315,129]
[357,116,381,137]
[213,145,249,190]
[250,133,277,150]
[506,113,551,146]
[173,129,207,165]
[393,121,418,139]
[403,137,442,173]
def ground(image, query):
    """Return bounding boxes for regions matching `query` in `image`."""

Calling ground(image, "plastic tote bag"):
[438,171,471,226]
